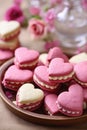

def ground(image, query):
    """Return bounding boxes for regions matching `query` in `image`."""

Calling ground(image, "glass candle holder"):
[55,0,87,55]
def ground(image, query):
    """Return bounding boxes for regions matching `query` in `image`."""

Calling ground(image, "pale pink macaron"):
[44,94,59,115]
[0,38,20,51]
[69,52,87,64]
[0,49,13,65]
[74,61,87,87]
[16,83,44,111]
[14,47,39,69]
[33,66,59,92]
[47,47,69,63]
[56,84,84,117]
[2,65,33,91]
[0,21,21,41]
[38,53,49,66]
[48,58,74,83]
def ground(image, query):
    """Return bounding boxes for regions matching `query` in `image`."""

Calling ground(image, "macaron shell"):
[34,66,59,91]
[0,49,13,60]
[3,65,33,82]
[16,83,44,111]
[0,21,20,40]
[57,84,83,116]
[0,38,20,51]
[49,58,73,76]
[47,47,63,62]
[44,94,59,115]
[34,66,58,86]
[47,47,68,62]
[69,52,87,64]
[17,83,44,104]
[74,61,87,83]
[15,47,39,64]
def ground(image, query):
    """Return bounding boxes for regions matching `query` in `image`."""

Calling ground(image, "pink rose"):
[28,19,47,40]
[44,8,56,33]
[29,6,41,16]
[4,5,25,25]
[45,9,56,24]
[81,0,87,10]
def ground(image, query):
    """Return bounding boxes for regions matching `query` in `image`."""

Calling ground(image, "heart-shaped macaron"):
[14,47,39,69]
[74,61,87,87]
[33,66,59,92]
[44,94,59,115]
[2,65,33,91]
[0,38,20,51]
[48,58,74,83]
[69,52,87,64]
[16,83,44,111]
[57,84,83,117]
[0,21,20,40]
[0,49,13,65]
[47,47,68,63]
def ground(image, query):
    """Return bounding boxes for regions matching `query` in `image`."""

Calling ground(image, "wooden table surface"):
[0,0,87,129]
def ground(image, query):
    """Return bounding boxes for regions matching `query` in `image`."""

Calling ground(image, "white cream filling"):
[7,85,18,89]
[19,59,38,67]
[34,75,58,90]
[23,102,40,110]
[49,71,74,81]
[57,103,80,115]
[74,77,87,86]
[6,81,24,85]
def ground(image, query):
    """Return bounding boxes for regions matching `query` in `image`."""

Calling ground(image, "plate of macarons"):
[0,46,87,126]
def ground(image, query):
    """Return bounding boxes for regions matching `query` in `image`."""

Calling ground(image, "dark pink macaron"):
[74,61,87,87]
[14,47,39,69]
[56,84,84,117]
[2,65,33,91]
[47,47,68,63]
[33,66,59,92]
[48,58,74,83]
[0,49,13,65]
[44,94,59,115]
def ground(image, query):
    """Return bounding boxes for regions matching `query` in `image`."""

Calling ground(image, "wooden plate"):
[0,58,87,126]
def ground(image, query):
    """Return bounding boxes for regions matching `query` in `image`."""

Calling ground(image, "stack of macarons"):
[2,46,87,117]
[0,20,21,65]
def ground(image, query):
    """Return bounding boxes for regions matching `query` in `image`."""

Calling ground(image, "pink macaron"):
[0,49,14,65]
[56,84,84,117]
[44,94,59,115]
[14,47,39,69]
[47,47,69,63]
[48,58,74,83]
[2,65,33,91]
[74,61,87,87]
[33,66,59,92]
